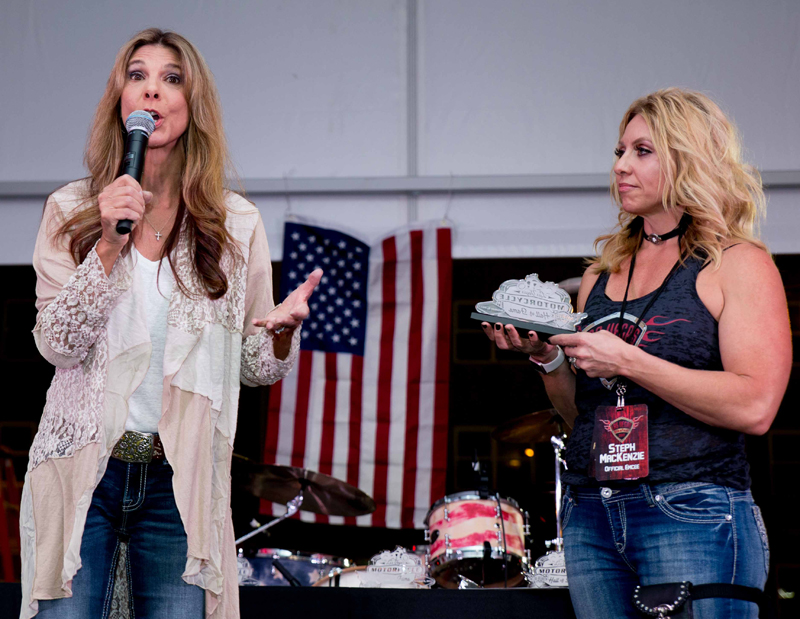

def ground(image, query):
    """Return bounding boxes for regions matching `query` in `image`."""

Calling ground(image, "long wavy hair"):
[56,28,239,299]
[593,88,767,272]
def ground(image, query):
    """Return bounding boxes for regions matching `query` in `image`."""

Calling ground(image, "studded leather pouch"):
[633,582,767,619]
[633,582,692,618]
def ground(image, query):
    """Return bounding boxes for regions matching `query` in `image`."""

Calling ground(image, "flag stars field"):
[279,223,370,354]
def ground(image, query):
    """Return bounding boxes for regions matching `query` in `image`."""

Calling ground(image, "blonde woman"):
[484,89,790,618]
[21,29,320,619]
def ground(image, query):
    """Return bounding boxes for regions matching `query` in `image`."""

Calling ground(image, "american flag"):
[261,216,452,529]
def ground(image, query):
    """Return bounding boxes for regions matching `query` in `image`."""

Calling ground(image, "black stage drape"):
[1,583,575,618]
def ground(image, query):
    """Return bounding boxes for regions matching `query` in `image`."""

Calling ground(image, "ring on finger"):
[568,356,577,366]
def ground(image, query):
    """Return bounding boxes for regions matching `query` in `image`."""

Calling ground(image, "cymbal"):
[557,276,582,295]
[491,409,570,444]
[231,454,376,518]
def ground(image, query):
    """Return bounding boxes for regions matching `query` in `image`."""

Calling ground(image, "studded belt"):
[111,430,165,463]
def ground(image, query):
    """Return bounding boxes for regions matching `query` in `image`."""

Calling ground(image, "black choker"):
[642,215,689,245]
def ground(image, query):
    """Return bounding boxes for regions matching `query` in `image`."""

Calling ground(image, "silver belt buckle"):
[112,430,154,463]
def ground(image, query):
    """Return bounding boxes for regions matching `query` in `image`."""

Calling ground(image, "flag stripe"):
[291,350,313,468]
[414,230,441,525]
[401,230,424,528]
[313,352,338,524]
[261,376,284,515]
[319,353,338,477]
[301,351,327,523]
[386,233,411,528]
[372,236,397,528]
[431,228,453,505]
[276,357,299,470]
[328,354,351,526]
[264,378,282,464]
[345,354,363,526]
[356,250,383,528]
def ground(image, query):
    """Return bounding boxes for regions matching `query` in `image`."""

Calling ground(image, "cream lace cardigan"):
[19,180,299,618]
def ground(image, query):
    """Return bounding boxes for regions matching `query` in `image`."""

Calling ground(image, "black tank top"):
[562,256,751,490]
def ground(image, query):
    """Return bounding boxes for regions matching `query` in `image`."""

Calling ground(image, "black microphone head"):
[125,110,155,136]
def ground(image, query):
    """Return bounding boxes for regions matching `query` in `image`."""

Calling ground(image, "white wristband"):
[529,345,565,375]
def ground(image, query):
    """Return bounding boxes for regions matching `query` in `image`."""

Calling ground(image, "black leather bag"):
[633,581,767,618]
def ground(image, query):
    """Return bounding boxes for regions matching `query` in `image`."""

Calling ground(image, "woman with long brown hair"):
[20,28,319,619]
[484,88,791,617]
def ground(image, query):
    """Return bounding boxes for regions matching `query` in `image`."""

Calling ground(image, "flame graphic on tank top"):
[580,312,690,390]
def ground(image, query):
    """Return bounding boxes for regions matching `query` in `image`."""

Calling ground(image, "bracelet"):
[529,346,565,375]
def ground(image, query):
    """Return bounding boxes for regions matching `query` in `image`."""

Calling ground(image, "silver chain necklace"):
[143,211,174,241]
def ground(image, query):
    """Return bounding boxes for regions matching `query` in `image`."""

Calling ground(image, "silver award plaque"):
[471,273,586,337]
[357,546,433,589]
[525,550,569,588]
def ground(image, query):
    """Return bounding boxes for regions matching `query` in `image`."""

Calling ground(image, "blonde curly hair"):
[593,88,767,272]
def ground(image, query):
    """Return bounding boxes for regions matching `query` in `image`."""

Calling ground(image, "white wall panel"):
[418,188,800,259]
[418,191,614,259]
[0,0,407,182]
[0,197,45,265]
[761,189,800,255]
[0,193,410,265]
[419,0,800,175]
[2,0,798,264]
[250,194,410,260]
[3,186,796,266]
[217,1,407,178]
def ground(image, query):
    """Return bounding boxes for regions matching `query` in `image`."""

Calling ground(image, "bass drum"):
[237,548,351,586]
[424,491,529,588]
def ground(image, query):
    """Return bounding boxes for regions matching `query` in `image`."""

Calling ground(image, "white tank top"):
[125,247,175,434]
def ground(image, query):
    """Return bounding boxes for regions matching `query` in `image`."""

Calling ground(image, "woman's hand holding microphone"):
[96,175,152,274]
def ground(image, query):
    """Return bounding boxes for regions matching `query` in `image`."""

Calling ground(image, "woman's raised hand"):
[255,268,323,334]
[98,175,152,245]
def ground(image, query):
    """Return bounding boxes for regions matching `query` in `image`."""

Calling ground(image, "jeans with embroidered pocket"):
[562,483,768,619]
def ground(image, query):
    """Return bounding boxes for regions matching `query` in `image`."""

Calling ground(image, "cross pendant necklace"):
[143,212,171,242]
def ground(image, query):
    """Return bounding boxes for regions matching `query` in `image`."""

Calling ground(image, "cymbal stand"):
[545,434,568,553]
[234,489,304,546]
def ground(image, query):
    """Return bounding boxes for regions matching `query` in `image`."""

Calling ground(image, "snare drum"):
[424,491,529,588]
[237,548,351,587]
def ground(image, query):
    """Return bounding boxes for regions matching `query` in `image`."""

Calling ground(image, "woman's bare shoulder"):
[718,243,778,289]
[576,263,604,312]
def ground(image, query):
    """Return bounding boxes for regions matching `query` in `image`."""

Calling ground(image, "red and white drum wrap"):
[426,494,526,560]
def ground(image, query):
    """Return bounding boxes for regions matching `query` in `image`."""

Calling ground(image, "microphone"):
[115,110,155,235]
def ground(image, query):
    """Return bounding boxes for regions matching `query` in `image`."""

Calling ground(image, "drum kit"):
[233,408,570,590]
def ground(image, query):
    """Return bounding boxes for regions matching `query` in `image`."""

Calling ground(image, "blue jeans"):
[562,483,769,619]
[36,457,204,619]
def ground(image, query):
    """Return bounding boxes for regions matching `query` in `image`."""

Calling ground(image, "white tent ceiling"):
[2,0,798,264]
